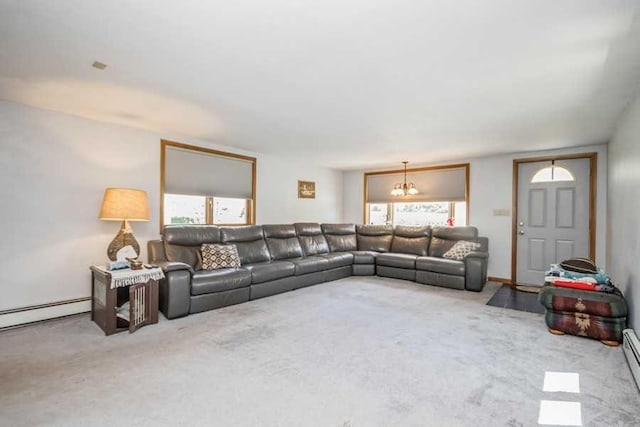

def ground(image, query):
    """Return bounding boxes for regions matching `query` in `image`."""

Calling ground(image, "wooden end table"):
[90,265,160,335]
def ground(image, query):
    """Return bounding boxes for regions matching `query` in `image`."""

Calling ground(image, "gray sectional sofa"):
[148,223,488,319]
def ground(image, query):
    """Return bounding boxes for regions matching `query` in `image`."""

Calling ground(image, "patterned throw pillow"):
[200,244,241,270]
[442,240,481,261]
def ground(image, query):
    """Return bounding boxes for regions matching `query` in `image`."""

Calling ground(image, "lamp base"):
[107,220,140,261]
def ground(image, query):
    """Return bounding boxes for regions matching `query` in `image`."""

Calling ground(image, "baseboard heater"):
[0,297,91,330]
[622,329,640,390]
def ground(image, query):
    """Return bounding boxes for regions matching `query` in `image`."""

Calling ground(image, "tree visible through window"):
[164,194,249,226]
[164,194,206,225]
[213,197,247,224]
[367,202,467,226]
[161,140,256,228]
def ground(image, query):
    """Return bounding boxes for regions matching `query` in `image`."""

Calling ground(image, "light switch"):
[493,208,510,216]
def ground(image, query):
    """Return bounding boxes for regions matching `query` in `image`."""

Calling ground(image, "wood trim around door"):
[511,152,597,284]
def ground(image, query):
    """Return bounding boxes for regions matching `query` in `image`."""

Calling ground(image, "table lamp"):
[99,188,150,261]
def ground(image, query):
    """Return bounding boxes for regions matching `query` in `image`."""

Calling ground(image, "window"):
[163,195,250,226]
[364,163,470,226]
[161,140,256,228]
[368,201,467,226]
[164,194,206,225]
[213,197,247,225]
[368,203,390,225]
[531,165,575,183]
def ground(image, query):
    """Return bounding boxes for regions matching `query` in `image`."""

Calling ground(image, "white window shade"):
[165,146,254,199]
[366,166,467,203]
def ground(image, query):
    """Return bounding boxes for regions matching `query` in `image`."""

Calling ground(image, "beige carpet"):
[0,277,638,426]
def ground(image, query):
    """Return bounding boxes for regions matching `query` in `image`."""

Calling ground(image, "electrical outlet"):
[493,208,510,216]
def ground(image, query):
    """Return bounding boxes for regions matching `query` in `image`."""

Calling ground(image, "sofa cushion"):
[201,244,241,270]
[294,223,330,256]
[351,251,378,264]
[394,225,432,239]
[163,225,221,246]
[161,225,223,270]
[391,236,430,256]
[220,225,264,242]
[390,226,431,256]
[443,240,481,261]
[428,237,456,258]
[322,223,357,252]
[356,225,394,252]
[264,224,304,260]
[416,256,465,276]
[432,226,478,241]
[321,252,354,269]
[191,268,252,295]
[290,256,330,275]
[242,261,296,284]
[164,242,202,270]
[220,226,271,264]
[376,253,417,269]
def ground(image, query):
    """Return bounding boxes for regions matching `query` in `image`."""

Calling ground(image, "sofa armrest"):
[466,251,488,260]
[156,265,193,319]
[465,252,488,292]
[155,261,195,275]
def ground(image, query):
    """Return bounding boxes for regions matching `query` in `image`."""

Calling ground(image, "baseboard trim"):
[488,276,513,285]
[0,297,91,330]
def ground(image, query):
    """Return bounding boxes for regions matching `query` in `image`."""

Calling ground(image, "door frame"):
[511,152,597,284]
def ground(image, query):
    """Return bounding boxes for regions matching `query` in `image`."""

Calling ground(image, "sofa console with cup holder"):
[147,224,489,319]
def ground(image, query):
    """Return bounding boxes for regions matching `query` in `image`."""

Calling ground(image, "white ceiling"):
[1,0,640,169]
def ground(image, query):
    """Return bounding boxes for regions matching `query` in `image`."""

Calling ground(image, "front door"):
[516,158,591,285]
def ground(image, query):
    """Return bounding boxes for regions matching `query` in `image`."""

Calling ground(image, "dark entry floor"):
[486,284,546,314]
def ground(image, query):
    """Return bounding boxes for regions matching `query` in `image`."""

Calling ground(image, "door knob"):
[519,230,525,235]
[519,221,524,226]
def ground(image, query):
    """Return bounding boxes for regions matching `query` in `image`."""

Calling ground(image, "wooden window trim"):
[211,197,251,226]
[160,139,257,231]
[367,201,462,226]
[363,163,470,224]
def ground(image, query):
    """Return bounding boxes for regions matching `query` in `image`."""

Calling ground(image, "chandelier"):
[391,161,419,196]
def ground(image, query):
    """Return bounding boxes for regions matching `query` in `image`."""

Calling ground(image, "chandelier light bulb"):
[390,161,419,196]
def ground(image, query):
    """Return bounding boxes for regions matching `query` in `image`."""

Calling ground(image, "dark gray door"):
[516,158,590,285]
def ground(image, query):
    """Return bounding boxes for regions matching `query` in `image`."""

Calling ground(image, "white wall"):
[343,144,608,280]
[608,93,640,329]
[0,100,343,311]
[256,152,342,224]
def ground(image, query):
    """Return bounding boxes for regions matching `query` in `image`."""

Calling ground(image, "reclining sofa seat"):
[353,225,394,275]
[221,225,297,300]
[148,225,252,319]
[376,225,432,281]
[320,223,357,269]
[265,225,329,276]
[294,223,353,280]
[415,226,488,291]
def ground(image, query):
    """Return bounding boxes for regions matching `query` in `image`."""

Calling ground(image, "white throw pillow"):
[442,240,481,261]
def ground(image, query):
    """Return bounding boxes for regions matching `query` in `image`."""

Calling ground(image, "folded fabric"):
[552,280,596,291]
[545,263,611,285]
[545,275,596,284]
